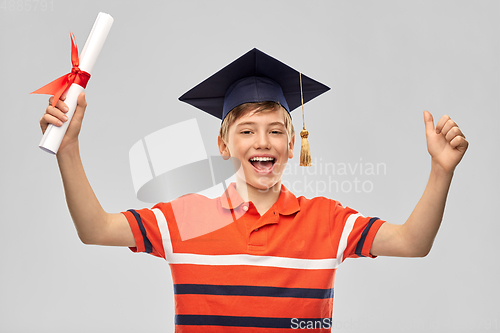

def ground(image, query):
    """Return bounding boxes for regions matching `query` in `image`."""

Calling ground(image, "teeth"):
[250,157,275,162]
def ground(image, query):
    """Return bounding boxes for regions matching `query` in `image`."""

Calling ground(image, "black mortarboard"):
[178,48,330,122]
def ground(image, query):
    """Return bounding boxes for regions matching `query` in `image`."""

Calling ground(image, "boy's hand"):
[424,111,468,174]
[39,92,87,153]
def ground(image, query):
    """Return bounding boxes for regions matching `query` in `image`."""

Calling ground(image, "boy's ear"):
[218,135,230,160]
[288,134,295,159]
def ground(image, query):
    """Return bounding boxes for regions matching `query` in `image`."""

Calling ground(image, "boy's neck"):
[234,178,282,216]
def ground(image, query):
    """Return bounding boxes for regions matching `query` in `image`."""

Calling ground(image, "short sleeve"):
[121,203,170,260]
[329,200,385,262]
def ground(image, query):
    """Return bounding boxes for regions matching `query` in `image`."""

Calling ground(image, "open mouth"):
[249,156,276,173]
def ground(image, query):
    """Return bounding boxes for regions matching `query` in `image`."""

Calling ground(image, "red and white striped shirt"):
[122,183,385,332]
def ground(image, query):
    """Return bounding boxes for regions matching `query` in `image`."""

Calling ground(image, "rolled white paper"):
[39,12,114,154]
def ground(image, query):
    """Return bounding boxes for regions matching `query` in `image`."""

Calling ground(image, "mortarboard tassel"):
[299,72,312,166]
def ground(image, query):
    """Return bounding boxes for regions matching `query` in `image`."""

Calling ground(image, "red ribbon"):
[31,33,91,106]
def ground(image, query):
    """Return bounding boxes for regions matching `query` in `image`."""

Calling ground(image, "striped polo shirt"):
[122,183,385,332]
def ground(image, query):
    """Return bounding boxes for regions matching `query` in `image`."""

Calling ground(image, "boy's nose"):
[253,132,271,150]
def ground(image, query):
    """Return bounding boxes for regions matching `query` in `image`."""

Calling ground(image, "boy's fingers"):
[440,118,458,137]
[435,115,450,134]
[449,135,468,152]
[445,126,463,142]
[43,92,86,132]
[75,92,87,113]
[48,96,69,112]
[46,105,69,123]
[72,92,87,124]
[41,113,64,128]
[423,111,435,135]
[77,92,86,105]
[55,98,69,112]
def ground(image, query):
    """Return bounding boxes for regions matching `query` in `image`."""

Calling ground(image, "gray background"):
[1,0,499,332]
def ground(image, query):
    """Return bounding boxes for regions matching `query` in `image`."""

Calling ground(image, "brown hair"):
[219,101,295,144]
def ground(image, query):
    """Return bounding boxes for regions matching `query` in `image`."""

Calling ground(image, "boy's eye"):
[239,130,283,134]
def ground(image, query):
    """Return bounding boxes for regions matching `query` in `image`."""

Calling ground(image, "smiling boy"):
[218,101,295,215]
[40,48,468,332]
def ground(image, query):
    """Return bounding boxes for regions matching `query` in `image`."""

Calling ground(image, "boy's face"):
[218,107,295,191]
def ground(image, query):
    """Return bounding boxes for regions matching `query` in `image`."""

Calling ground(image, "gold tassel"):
[300,128,311,166]
[299,72,311,166]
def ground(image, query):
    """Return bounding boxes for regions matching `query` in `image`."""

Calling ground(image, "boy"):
[40,48,468,332]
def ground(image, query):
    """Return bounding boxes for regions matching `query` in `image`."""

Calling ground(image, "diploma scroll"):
[39,12,114,154]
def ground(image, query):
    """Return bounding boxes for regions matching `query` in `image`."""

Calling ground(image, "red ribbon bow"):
[31,33,91,106]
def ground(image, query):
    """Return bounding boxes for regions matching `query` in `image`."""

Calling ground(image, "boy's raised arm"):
[40,92,136,247]
[371,111,468,257]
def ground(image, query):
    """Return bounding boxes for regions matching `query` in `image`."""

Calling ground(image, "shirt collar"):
[220,182,300,216]
[220,182,245,210]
